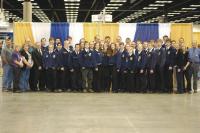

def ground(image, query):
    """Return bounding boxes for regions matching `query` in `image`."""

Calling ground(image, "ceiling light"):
[168,12,180,14]
[190,5,200,7]
[149,4,165,6]
[110,0,127,2]
[107,3,123,6]
[143,7,158,10]
[155,1,173,3]
[182,8,197,10]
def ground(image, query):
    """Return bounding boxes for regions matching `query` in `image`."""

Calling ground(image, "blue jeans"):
[19,68,30,91]
[2,64,13,90]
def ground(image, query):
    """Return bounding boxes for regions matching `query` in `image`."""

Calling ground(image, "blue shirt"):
[188,48,200,63]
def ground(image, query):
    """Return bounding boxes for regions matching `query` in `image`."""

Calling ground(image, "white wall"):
[193,24,200,32]
[0,23,13,33]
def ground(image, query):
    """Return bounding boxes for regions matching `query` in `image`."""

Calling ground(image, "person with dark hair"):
[1,38,13,92]
[108,43,120,93]
[155,39,166,93]
[116,42,129,92]
[69,44,82,92]
[92,42,103,92]
[57,40,71,92]
[164,39,176,93]
[146,40,158,93]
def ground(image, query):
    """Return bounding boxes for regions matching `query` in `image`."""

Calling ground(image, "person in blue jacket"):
[43,44,58,92]
[164,39,176,93]
[155,39,166,93]
[57,40,72,92]
[127,44,138,93]
[136,43,147,93]
[79,41,97,93]
[146,40,158,93]
[116,42,129,92]
[69,44,82,92]
[93,42,103,92]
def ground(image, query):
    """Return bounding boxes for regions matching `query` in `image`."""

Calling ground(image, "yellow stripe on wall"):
[170,23,192,48]
[83,23,119,42]
[13,22,35,47]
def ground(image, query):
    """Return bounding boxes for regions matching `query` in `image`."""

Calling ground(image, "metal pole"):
[1,0,3,12]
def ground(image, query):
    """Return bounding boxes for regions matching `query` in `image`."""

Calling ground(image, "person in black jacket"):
[175,45,185,94]
[69,44,82,92]
[155,39,166,93]
[182,46,191,93]
[31,42,45,91]
[164,39,177,93]
[146,40,158,93]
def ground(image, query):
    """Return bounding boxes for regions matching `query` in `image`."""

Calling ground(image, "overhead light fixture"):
[167,14,174,16]
[168,12,180,14]
[149,4,165,6]
[110,0,126,2]
[143,7,158,10]
[190,5,200,7]
[155,1,173,3]
[64,0,80,2]
[174,10,188,13]
[107,3,123,6]
[182,8,197,10]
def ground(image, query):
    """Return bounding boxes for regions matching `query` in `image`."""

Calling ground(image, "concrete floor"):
[0,91,200,133]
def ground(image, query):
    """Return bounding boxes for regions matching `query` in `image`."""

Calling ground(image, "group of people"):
[1,35,200,94]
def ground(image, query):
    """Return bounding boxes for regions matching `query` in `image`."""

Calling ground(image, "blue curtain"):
[134,23,159,42]
[50,23,69,45]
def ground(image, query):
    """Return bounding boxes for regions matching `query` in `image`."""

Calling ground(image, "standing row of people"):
[1,36,200,93]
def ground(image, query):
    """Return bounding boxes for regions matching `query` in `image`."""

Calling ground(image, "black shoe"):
[194,90,198,93]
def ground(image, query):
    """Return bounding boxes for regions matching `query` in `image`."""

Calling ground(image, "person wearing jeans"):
[19,44,33,92]
[188,42,200,93]
[1,38,13,91]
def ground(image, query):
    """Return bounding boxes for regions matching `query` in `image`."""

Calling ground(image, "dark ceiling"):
[2,0,200,23]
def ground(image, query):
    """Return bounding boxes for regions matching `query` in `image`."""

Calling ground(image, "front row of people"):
[2,37,199,93]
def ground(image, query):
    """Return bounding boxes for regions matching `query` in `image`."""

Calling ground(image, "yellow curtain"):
[193,32,200,44]
[83,23,119,42]
[170,23,192,48]
[13,22,35,47]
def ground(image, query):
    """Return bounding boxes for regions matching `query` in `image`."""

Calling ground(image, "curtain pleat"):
[170,23,192,48]
[13,22,35,47]
[134,23,159,42]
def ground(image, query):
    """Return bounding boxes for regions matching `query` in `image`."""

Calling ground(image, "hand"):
[38,66,42,70]
[82,67,85,70]
[95,68,98,71]
[117,69,120,72]
[124,70,127,73]
[70,69,74,72]
[140,69,144,73]
[177,69,181,72]
[169,66,172,70]
[150,69,154,74]
[19,63,24,68]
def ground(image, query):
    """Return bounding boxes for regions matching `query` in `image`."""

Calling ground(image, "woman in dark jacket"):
[175,46,185,93]
[182,46,191,93]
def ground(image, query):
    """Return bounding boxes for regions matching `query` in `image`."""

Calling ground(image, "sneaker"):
[88,89,94,93]
[83,89,87,93]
